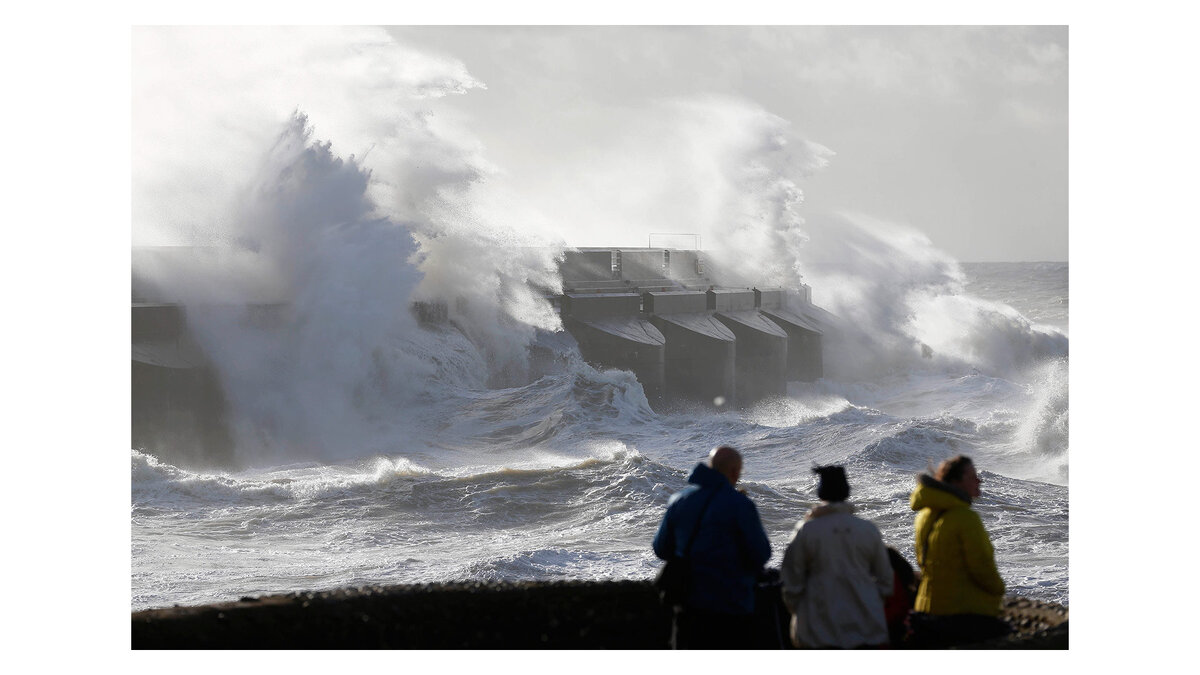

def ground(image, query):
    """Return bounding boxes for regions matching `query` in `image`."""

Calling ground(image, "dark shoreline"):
[131,578,1068,649]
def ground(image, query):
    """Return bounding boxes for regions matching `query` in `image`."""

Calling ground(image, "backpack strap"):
[680,486,720,558]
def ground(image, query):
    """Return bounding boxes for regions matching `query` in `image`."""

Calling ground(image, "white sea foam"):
[744,394,854,428]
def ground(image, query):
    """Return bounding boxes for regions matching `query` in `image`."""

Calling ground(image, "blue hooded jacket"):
[652,462,773,615]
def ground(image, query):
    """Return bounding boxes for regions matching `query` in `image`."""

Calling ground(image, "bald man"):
[653,446,772,649]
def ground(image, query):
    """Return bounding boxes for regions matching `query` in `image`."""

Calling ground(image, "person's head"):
[936,455,981,499]
[708,446,743,486]
[813,465,850,502]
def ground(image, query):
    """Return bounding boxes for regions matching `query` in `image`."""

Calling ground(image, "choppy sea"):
[131,261,1068,611]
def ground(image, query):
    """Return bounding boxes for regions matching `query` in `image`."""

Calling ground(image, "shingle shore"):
[131,578,1067,649]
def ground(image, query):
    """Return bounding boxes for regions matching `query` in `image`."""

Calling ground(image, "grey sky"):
[386,26,1067,262]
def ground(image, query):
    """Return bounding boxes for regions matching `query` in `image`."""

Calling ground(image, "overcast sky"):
[386,26,1067,262]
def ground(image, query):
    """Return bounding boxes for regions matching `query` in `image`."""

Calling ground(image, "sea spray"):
[408,201,564,388]
[1011,357,1069,482]
[133,26,484,247]
[797,211,1067,381]
[665,96,833,291]
[133,28,565,466]
[161,114,568,466]
[441,94,834,298]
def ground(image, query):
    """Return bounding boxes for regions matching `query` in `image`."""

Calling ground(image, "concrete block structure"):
[643,290,736,408]
[131,302,232,466]
[560,293,666,404]
[757,288,824,382]
[130,246,835,463]
[711,288,789,405]
[554,250,831,410]
[557,249,616,286]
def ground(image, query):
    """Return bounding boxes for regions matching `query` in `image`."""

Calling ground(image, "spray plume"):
[133,27,562,464]
[133,27,1064,467]
[798,211,1067,379]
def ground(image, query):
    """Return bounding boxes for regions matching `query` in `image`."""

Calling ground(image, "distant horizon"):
[128,243,1067,265]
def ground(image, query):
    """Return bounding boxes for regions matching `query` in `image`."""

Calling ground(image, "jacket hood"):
[687,462,732,490]
[806,501,855,520]
[910,473,972,512]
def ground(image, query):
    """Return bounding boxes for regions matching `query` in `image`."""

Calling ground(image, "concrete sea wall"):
[131,579,1067,649]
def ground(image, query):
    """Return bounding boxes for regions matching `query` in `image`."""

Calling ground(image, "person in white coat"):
[780,465,894,649]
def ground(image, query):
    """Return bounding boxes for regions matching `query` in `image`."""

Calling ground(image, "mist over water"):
[796,211,1068,381]
[132,27,1068,611]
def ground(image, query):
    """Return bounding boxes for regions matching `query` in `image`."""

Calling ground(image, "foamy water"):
[132,261,1068,611]
[131,27,1068,611]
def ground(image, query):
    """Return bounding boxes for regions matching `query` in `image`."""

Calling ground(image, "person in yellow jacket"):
[907,455,1010,647]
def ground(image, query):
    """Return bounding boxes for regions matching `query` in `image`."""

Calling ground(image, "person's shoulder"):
[851,512,884,534]
[715,487,760,519]
[727,487,758,509]
[666,484,700,507]
[942,504,983,527]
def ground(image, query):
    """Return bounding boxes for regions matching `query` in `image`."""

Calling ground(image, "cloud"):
[750,26,1067,104]
[1001,99,1064,129]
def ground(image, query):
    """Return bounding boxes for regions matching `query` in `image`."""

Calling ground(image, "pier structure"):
[643,289,736,408]
[553,247,828,410]
[131,245,833,462]
[130,247,281,466]
[708,288,789,405]
[559,291,666,403]
[132,302,231,465]
[756,288,824,382]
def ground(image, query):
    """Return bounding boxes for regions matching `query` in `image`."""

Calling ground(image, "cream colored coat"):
[780,502,894,648]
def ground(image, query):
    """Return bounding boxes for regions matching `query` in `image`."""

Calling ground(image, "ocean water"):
[130,259,1067,611]
[131,27,1068,612]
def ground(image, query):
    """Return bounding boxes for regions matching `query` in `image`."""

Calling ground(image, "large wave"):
[133,28,563,467]
[132,27,1066,477]
[132,28,830,468]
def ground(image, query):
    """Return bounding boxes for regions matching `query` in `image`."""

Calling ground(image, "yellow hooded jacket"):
[910,475,1005,616]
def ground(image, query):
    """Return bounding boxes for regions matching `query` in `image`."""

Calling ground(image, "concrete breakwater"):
[131,578,1067,649]
[132,246,832,466]
[554,248,828,411]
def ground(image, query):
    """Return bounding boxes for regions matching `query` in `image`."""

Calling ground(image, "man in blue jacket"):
[652,445,773,649]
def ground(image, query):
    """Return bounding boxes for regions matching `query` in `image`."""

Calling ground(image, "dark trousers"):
[671,607,756,650]
[904,612,1011,648]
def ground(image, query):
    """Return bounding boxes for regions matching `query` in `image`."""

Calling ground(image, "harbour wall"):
[131,578,1068,649]
[562,286,822,410]
[131,302,233,466]
[131,247,829,463]
[556,248,826,410]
